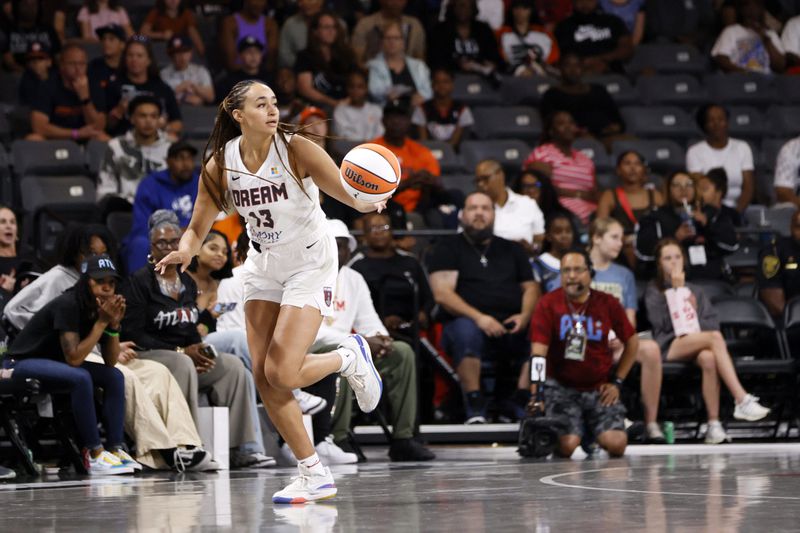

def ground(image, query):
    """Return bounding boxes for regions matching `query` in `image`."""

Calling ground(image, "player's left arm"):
[291,135,385,213]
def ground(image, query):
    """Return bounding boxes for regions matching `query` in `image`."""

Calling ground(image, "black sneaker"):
[388,439,436,461]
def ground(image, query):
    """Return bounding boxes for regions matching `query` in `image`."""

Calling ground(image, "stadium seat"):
[627,44,709,74]
[470,106,541,141]
[499,75,556,105]
[460,139,530,173]
[744,204,767,227]
[692,279,734,302]
[106,211,133,243]
[619,106,699,140]
[727,106,770,139]
[585,74,639,105]
[611,138,685,174]
[761,138,789,171]
[85,139,108,178]
[767,106,800,137]
[420,140,464,173]
[0,144,10,204]
[707,73,776,106]
[151,40,170,70]
[441,173,475,197]
[725,242,759,271]
[574,137,612,173]
[180,105,219,139]
[765,205,798,237]
[637,74,708,106]
[10,140,87,177]
[452,74,502,106]
[783,296,800,357]
[595,172,617,190]
[0,71,21,106]
[187,138,212,159]
[774,75,800,104]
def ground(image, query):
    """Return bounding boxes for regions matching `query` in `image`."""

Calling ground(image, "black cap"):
[95,24,126,41]
[383,98,410,117]
[167,140,198,159]
[168,35,192,54]
[26,40,51,59]
[80,254,121,280]
[237,36,264,53]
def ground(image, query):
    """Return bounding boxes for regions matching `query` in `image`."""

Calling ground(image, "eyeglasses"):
[561,267,588,275]
[670,181,694,190]
[153,238,180,251]
[367,224,391,234]
[129,34,150,43]
[474,170,499,183]
[520,182,541,190]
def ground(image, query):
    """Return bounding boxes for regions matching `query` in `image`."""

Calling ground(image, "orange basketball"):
[339,143,401,203]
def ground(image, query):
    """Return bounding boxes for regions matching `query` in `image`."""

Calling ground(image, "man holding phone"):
[429,191,541,424]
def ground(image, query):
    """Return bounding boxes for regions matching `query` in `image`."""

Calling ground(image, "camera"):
[200,344,218,359]
[517,414,565,459]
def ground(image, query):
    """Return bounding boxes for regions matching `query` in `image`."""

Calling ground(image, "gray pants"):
[137,350,257,449]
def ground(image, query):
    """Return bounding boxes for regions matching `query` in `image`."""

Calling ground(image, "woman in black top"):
[429,0,502,79]
[7,254,137,474]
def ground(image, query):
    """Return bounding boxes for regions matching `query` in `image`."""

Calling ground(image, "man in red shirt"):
[529,248,638,457]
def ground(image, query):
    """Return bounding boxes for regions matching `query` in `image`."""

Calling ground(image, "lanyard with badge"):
[564,295,589,362]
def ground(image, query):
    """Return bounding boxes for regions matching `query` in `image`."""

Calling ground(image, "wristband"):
[176,346,185,354]
[104,329,120,337]
[71,129,79,140]
[611,376,624,388]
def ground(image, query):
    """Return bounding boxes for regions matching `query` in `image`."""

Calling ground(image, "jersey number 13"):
[248,209,274,229]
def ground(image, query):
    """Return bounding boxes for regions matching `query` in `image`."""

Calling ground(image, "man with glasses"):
[122,141,199,272]
[474,159,545,256]
[29,43,109,142]
[528,248,637,458]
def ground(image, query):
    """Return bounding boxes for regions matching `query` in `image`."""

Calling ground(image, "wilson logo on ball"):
[344,167,379,191]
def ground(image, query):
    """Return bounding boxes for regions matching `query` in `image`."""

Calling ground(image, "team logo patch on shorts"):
[323,286,332,307]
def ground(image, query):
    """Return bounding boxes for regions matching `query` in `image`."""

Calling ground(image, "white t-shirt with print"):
[686,138,754,208]
[774,137,800,194]
[711,24,784,74]
[781,16,800,57]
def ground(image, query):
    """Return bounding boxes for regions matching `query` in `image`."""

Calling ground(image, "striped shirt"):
[523,143,596,223]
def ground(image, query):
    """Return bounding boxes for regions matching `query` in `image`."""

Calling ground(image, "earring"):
[147,254,155,265]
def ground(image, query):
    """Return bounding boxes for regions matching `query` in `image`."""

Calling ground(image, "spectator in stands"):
[0,206,23,296]
[106,36,182,139]
[123,210,274,469]
[774,135,800,208]
[412,67,474,149]
[18,40,52,107]
[295,10,356,110]
[645,238,770,443]
[474,159,545,255]
[554,0,633,74]
[352,0,426,63]
[368,21,432,106]
[219,0,279,73]
[88,24,124,95]
[687,104,754,214]
[123,141,199,272]
[97,95,171,209]
[598,0,645,46]
[274,67,306,123]
[497,0,560,77]
[279,0,325,69]
[588,217,664,443]
[540,52,625,149]
[28,43,108,142]
[429,0,502,80]
[532,210,576,293]
[140,0,205,56]
[8,253,140,474]
[524,110,598,225]
[186,230,233,341]
[515,168,561,220]
[758,209,800,319]
[596,151,663,268]
[711,0,785,74]
[534,0,572,31]
[783,13,800,73]
[429,191,538,423]
[77,0,133,42]
[350,212,435,338]
[529,247,637,457]
[314,220,435,461]
[697,168,743,227]
[0,0,61,72]
[333,70,384,141]
[636,171,739,281]
[160,35,214,106]
[215,37,273,104]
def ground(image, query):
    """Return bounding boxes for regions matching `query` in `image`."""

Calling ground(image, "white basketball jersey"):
[224,134,326,248]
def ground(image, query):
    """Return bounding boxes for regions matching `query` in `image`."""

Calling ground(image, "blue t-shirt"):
[532,252,562,294]
[599,0,645,33]
[591,262,637,310]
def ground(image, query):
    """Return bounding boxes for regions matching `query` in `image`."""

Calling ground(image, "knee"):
[557,435,580,458]
[390,341,415,368]
[639,341,662,368]
[107,367,125,391]
[709,331,726,347]
[70,367,93,391]
[696,349,716,371]
[263,362,296,391]
[598,431,627,457]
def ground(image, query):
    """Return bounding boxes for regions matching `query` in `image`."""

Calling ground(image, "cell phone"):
[213,302,234,315]
[120,84,137,102]
[200,344,218,359]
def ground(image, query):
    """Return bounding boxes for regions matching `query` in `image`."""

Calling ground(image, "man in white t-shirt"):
[781,14,800,69]
[774,136,800,208]
[711,0,786,74]
[474,159,544,255]
[159,36,214,106]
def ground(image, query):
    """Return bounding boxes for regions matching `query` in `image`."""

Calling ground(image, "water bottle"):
[663,421,675,444]
[681,199,696,236]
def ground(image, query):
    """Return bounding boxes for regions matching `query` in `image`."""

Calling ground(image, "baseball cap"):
[326,219,357,252]
[26,40,51,60]
[80,254,121,280]
[167,140,199,159]
[383,98,410,117]
[95,24,126,41]
[237,36,264,54]
[168,35,192,54]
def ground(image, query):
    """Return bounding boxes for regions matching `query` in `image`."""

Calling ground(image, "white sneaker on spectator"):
[293,389,328,415]
[272,463,337,504]
[316,436,358,464]
[0,465,16,479]
[231,451,277,469]
[338,334,382,413]
[84,449,134,475]
[111,448,142,471]
[185,449,221,471]
[734,394,770,421]
[704,421,731,444]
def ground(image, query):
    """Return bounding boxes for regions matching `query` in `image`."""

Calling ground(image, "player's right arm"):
[156,158,223,273]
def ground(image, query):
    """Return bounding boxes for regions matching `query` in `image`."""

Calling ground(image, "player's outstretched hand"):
[155,251,193,274]
[353,198,389,214]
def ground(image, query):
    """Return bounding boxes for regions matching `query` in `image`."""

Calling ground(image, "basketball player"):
[155,80,385,503]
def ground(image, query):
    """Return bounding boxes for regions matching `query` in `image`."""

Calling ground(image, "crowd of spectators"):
[0,0,800,474]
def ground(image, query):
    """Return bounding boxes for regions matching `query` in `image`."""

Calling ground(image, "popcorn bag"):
[665,287,701,337]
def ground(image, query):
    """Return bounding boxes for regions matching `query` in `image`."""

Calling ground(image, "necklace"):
[157,273,182,296]
[463,233,491,268]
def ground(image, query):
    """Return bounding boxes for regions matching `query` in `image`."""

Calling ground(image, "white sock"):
[299,453,326,476]
[336,347,355,374]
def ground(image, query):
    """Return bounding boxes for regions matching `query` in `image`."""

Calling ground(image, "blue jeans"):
[11,358,125,450]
